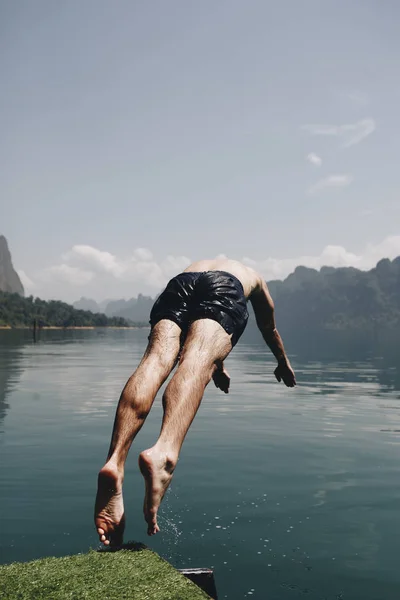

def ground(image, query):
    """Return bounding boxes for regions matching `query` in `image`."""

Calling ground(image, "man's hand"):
[212,362,230,394]
[274,362,296,387]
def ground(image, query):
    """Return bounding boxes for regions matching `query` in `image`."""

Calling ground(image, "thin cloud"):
[302,118,376,148]
[43,264,95,286]
[306,153,322,167]
[62,245,124,277]
[347,91,369,107]
[335,90,370,107]
[307,174,353,195]
[41,246,192,290]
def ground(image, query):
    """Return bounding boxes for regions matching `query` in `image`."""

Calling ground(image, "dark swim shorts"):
[149,270,249,347]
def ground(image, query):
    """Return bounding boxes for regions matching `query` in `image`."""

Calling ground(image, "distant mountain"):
[74,294,155,324]
[242,256,400,358]
[107,294,154,323]
[104,298,130,316]
[0,236,24,295]
[73,297,101,313]
[270,257,400,329]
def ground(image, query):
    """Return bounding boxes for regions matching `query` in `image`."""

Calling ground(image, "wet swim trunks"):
[149,270,249,347]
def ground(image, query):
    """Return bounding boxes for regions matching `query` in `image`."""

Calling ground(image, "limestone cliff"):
[0,236,24,295]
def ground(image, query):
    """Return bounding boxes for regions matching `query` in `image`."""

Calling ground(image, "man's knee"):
[145,343,173,370]
[123,354,174,404]
[144,339,179,371]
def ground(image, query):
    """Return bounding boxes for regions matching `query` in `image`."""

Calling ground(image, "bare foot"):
[213,363,230,394]
[138,448,176,536]
[94,464,125,546]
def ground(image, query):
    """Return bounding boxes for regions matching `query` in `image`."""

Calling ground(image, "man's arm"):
[249,275,296,387]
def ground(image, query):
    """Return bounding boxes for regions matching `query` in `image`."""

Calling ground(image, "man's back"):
[184,258,260,298]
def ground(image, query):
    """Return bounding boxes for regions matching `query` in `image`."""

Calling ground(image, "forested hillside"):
[0,293,130,328]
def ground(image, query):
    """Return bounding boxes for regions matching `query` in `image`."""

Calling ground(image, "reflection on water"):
[0,331,28,429]
[1,330,400,599]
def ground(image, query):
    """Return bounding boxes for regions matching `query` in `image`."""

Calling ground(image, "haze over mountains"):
[1,235,399,357]
[73,257,400,349]
[74,294,154,323]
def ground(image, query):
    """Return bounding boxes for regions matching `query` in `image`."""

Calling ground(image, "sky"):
[1,0,400,302]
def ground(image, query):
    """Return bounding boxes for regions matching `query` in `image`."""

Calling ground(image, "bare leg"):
[138,319,233,535]
[94,320,181,546]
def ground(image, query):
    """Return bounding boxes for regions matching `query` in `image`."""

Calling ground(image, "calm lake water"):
[1,329,400,599]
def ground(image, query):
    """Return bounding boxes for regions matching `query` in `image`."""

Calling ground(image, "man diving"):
[94,258,296,545]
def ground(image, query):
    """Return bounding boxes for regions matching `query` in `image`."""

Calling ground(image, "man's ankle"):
[101,459,124,481]
[152,445,178,471]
